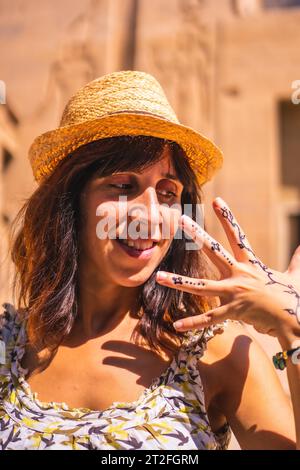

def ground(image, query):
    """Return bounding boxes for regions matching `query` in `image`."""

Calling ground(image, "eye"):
[156,179,179,200]
[158,190,178,199]
[109,183,133,190]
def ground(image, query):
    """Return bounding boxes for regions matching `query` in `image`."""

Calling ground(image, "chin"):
[114,269,156,288]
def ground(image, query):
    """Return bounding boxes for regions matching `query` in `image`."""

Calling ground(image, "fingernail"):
[214,197,225,206]
[173,321,183,329]
[156,271,168,280]
[179,214,189,225]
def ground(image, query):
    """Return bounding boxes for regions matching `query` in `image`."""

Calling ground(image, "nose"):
[128,187,162,239]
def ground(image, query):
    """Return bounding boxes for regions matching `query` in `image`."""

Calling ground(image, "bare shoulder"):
[201,320,256,368]
[201,319,282,393]
[197,320,256,403]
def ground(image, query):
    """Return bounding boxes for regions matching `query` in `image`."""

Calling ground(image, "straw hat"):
[28,70,223,185]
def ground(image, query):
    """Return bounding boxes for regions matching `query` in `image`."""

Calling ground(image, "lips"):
[115,238,158,259]
[118,238,157,250]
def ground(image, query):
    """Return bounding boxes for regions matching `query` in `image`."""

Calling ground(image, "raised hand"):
[156,197,300,340]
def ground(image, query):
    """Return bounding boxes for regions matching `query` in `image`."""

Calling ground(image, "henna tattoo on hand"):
[211,241,220,251]
[172,276,183,285]
[220,205,300,324]
[171,276,205,287]
[250,261,300,322]
[188,222,234,266]
[221,206,253,257]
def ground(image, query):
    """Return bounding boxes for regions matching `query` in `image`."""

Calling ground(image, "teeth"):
[120,239,155,250]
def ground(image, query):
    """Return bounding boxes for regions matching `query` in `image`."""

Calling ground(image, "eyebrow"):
[110,170,182,184]
[160,172,184,189]
[161,172,181,182]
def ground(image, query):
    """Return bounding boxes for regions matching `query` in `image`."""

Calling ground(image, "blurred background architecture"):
[0,0,300,449]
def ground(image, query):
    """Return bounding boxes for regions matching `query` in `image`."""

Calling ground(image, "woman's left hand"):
[155,197,300,341]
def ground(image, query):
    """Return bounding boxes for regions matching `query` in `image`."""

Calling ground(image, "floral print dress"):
[0,302,231,450]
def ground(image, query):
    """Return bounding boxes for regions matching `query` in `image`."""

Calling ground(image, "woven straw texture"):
[28,70,223,185]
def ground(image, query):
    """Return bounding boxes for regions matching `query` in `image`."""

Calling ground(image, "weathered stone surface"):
[1,0,300,450]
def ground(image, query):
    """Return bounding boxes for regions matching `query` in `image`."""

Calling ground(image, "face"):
[79,145,184,287]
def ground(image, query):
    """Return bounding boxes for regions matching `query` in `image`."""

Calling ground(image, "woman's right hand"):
[156,197,300,348]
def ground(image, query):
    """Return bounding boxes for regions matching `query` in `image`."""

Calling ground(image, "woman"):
[0,70,296,450]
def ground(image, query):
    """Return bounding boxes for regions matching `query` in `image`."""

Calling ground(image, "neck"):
[75,266,142,340]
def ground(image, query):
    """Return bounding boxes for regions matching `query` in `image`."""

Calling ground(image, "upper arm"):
[201,320,296,450]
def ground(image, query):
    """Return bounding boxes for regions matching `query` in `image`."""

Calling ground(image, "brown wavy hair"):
[9,135,216,355]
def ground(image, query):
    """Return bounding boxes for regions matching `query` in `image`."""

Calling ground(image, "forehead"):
[110,143,176,176]
[88,141,178,184]
[148,144,175,173]
[160,144,173,163]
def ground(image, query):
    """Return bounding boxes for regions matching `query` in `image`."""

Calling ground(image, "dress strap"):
[181,321,229,363]
[0,303,24,365]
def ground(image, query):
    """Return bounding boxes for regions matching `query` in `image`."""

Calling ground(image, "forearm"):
[278,330,300,450]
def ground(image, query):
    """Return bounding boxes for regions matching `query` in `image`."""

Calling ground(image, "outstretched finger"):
[179,213,237,275]
[172,303,234,331]
[156,271,229,296]
[213,197,256,263]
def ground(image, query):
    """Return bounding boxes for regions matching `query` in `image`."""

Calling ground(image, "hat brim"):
[28,112,223,185]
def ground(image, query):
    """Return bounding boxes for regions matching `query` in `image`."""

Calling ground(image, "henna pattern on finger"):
[211,239,233,265]
[171,276,206,287]
[220,206,252,255]
[211,242,220,251]
[172,276,183,285]
[219,204,300,324]
[189,223,234,267]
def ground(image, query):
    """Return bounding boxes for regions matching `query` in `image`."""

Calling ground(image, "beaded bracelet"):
[273,346,300,370]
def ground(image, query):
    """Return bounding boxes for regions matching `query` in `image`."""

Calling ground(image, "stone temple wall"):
[1,0,300,449]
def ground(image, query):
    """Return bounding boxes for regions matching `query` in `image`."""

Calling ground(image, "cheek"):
[79,201,107,257]
[82,193,119,243]
[81,219,115,271]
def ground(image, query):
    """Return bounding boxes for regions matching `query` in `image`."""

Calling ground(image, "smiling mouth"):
[115,238,158,258]
[117,238,158,250]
